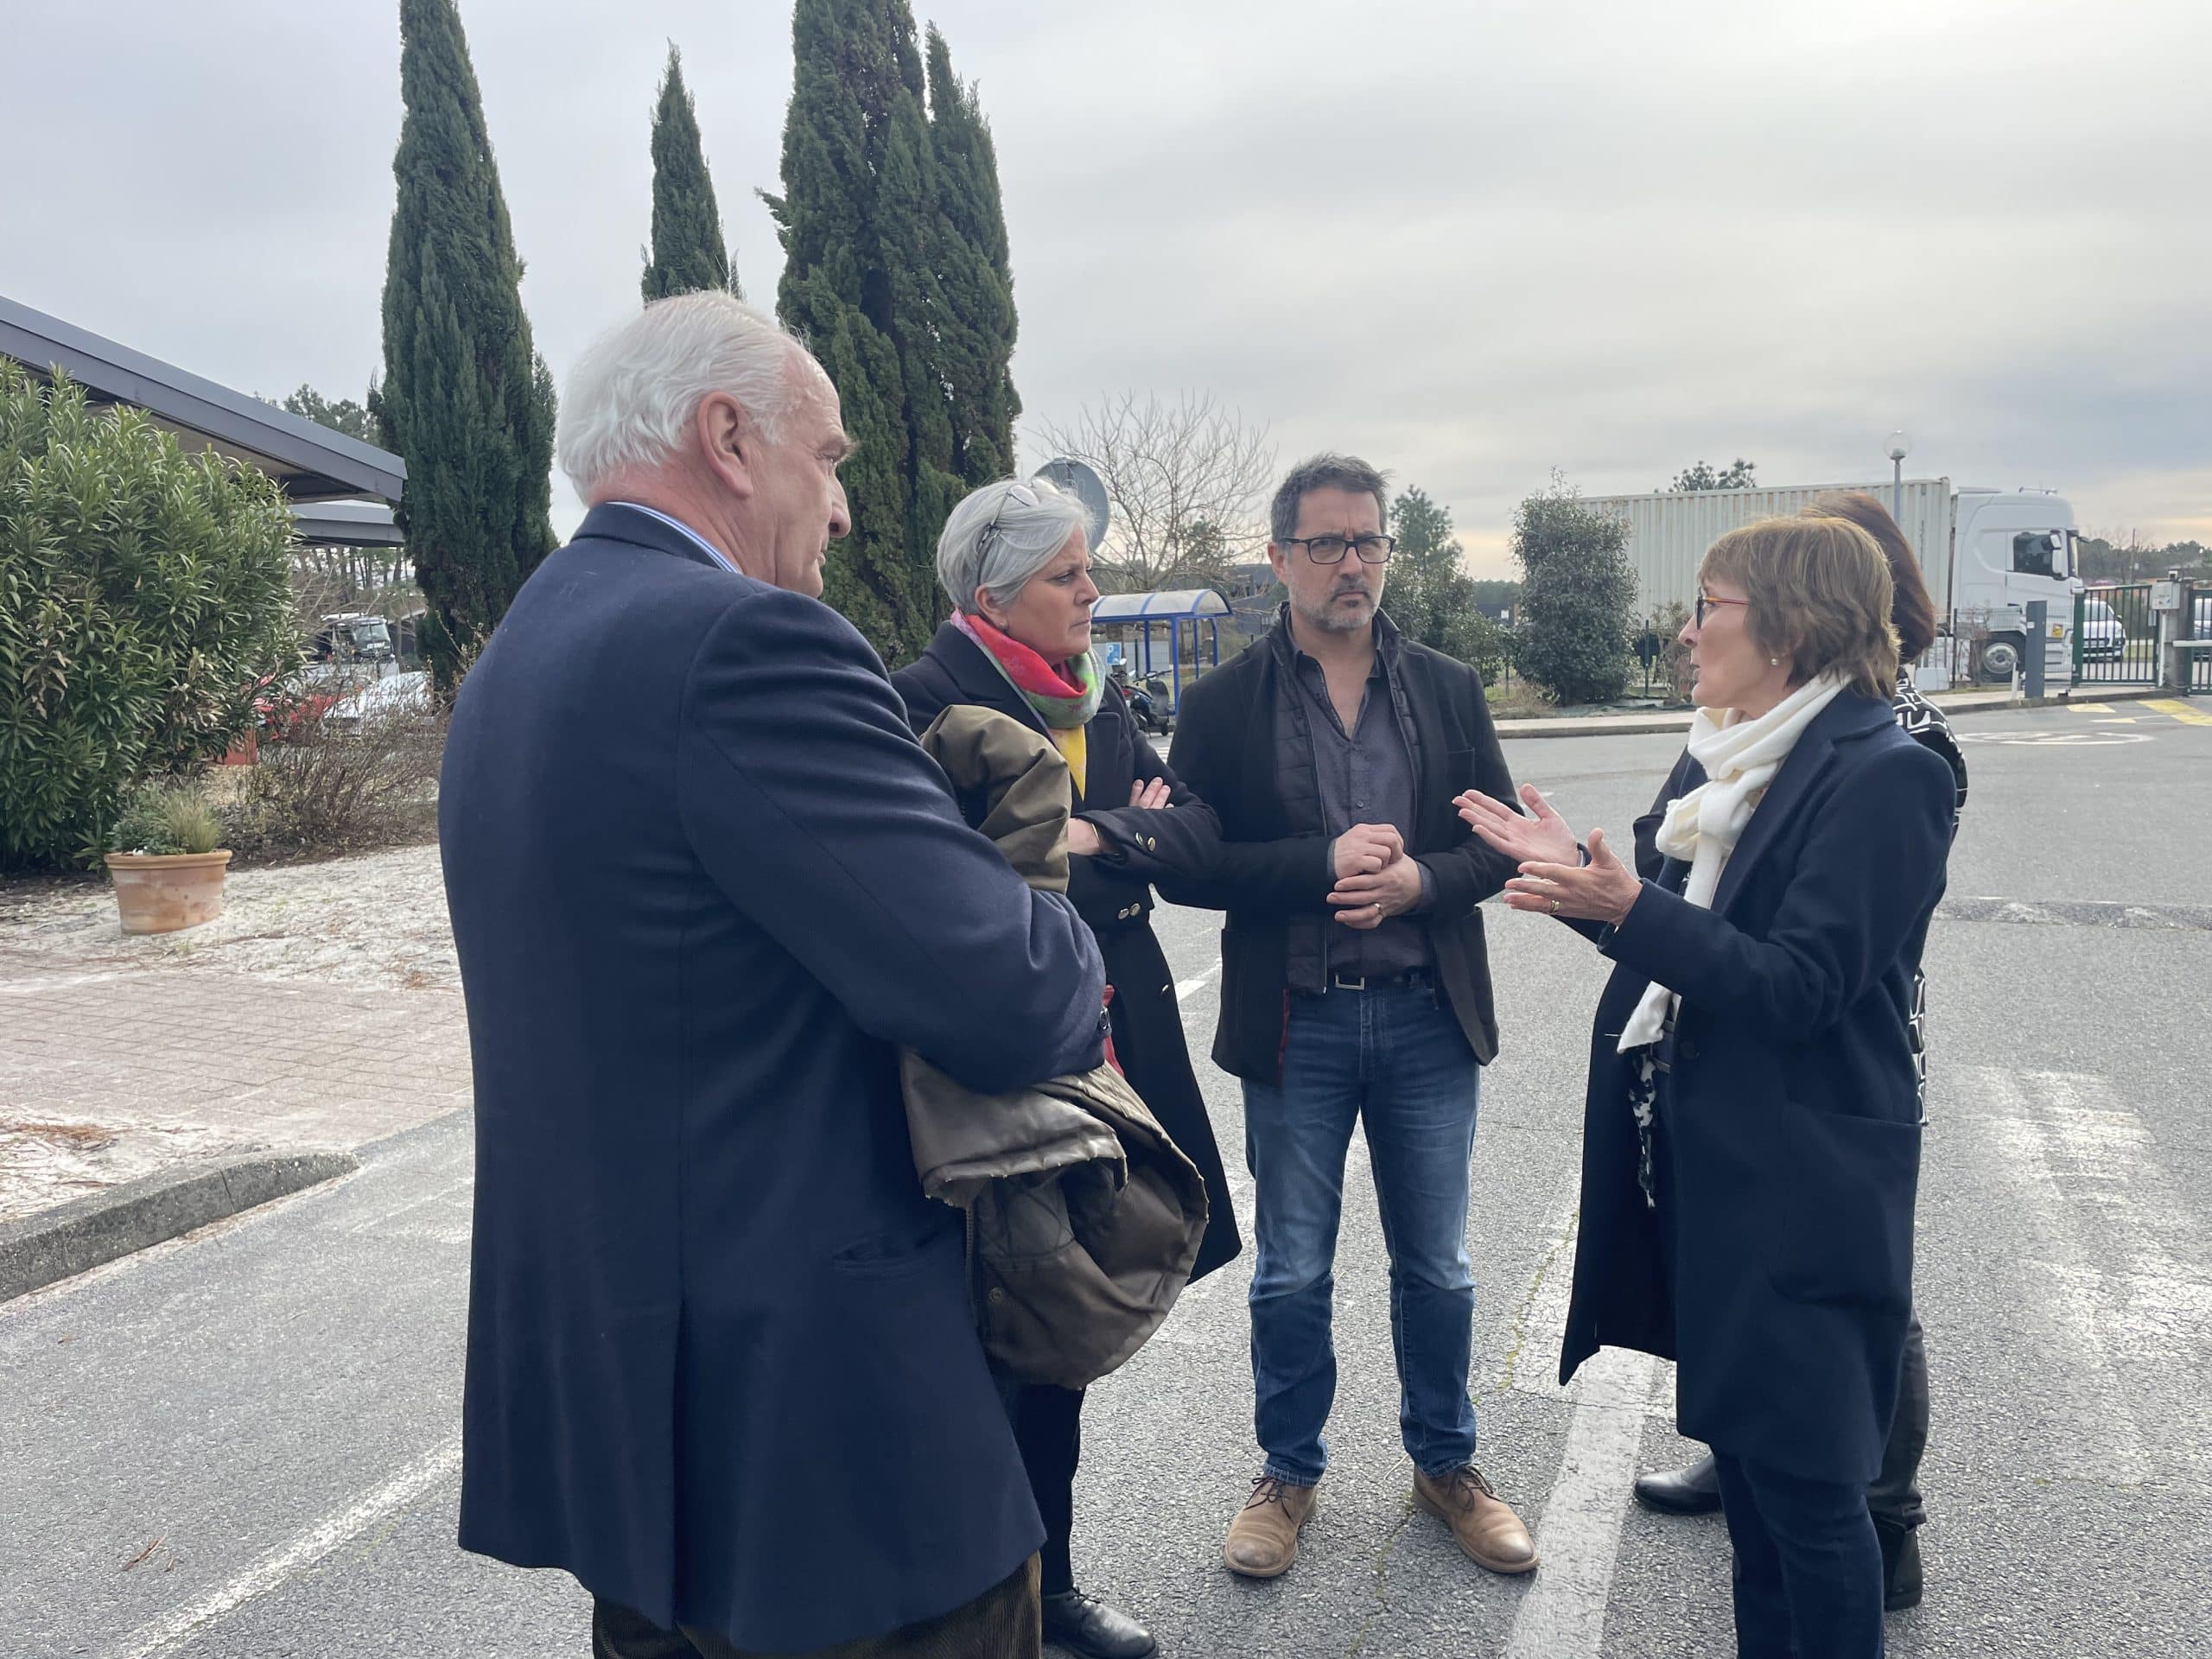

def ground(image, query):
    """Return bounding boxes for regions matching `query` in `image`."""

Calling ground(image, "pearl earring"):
[1769,656,1780,666]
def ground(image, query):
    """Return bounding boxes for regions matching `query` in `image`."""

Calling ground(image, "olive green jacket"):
[907,707,1208,1389]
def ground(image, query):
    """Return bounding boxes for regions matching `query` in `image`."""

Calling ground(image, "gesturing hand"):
[1455,785,1580,868]
[1333,823,1404,880]
[1503,828,1643,927]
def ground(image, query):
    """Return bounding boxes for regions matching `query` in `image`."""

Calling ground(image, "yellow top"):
[1047,724,1088,801]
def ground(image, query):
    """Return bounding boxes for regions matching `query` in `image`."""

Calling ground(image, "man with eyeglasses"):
[1160,454,1536,1583]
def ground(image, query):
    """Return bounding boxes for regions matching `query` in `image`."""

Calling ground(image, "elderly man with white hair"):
[439,292,1106,1659]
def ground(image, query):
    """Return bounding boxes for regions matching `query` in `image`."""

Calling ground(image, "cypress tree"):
[766,0,963,667]
[641,44,738,302]
[925,25,1020,489]
[373,0,557,689]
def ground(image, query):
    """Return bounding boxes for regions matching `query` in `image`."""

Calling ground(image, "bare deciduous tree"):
[1031,391,1275,594]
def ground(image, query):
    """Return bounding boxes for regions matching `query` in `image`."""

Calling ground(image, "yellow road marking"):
[2145,699,2212,727]
[2067,702,2114,715]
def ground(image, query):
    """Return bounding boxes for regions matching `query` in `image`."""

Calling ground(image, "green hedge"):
[0,364,297,868]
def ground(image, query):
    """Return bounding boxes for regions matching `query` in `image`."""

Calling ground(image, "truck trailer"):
[1581,480,2078,686]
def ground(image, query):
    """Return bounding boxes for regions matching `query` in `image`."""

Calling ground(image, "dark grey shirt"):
[1290,648,1433,980]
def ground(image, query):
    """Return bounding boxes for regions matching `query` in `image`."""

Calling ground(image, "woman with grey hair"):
[893,477,1240,1659]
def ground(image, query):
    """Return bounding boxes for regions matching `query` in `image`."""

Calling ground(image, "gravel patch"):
[0,844,457,993]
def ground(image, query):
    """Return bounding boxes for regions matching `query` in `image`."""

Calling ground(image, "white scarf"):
[1617,671,1847,1052]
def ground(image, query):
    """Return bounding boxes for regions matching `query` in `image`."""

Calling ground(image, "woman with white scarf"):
[1454,517,1956,1658]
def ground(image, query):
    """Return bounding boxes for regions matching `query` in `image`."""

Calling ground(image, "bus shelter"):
[1091,588,1231,713]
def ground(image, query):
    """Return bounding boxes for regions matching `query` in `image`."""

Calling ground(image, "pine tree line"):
[766,0,1020,666]
[642,44,738,302]
[374,0,1020,675]
[373,0,557,690]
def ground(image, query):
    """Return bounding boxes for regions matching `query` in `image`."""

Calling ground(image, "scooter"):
[1126,675,1172,734]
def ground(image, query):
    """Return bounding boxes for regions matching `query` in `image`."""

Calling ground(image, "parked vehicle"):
[2079,594,2127,660]
[1583,479,2079,686]
[321,671,432,734]
[312,612,395,664]
[1126,675,1173,734]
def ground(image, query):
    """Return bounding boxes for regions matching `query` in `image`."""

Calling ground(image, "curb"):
[0,1148,359,1304]
[1490,683,2185,741]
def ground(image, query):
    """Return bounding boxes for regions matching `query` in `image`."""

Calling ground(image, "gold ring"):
[1550,898,1560,916]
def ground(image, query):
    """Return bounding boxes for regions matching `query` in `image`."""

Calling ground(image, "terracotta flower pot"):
[105,850,233,936]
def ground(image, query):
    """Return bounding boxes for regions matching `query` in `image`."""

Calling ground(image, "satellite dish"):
[1032,457,1111,555]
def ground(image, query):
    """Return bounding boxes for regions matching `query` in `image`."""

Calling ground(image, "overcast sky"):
[9,0,2208,574]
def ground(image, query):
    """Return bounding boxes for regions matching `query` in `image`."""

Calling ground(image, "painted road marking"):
[1957,730,2152,747]
[2145,698,2212,727]
[108,1438,463,1659]
[2067,702,2114,714]
[1173,961,1224,1002]
[1955,1067,2212,1484]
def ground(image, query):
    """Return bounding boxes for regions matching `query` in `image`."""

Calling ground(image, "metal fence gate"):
[2073,583,2161,686]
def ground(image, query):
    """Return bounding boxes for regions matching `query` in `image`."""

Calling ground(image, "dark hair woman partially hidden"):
[1451,519,1957,1657]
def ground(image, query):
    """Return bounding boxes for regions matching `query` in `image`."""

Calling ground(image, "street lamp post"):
[1885,430,1911,523]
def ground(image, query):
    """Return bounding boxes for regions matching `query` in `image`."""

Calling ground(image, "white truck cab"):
[1946,489,2077,685]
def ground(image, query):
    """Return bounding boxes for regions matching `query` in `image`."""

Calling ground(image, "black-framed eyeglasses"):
[1282,534,1395,565]
[1694,589,1749,626]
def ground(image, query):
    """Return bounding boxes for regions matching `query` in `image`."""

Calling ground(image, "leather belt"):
[1327,968,1432,993]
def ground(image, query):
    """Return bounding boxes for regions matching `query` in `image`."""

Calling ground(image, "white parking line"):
[1503,1347,1662,1659]
[108,1438,462,1659]
[1173,962,1223,1002]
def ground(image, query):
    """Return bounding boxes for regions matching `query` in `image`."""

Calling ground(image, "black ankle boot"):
[1040,1589,1156,1659]
[1877,1521,1923,1612]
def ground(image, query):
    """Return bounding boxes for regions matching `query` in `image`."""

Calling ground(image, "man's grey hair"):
[1269,453,1391,544]
[556,291,814,498]
[937,477,1093,615]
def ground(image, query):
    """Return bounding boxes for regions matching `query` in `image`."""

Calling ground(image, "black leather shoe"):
[1877,1521,1923,1612]
[1041,1589,1157,1659]
[1633,1453,1723,1516]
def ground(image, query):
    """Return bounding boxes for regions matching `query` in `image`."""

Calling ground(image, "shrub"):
[224,679,443,860]
[0,365,298,868]
[1512,474,1637,706]
[107,780,226,856]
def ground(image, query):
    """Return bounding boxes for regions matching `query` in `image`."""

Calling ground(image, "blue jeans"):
[1713,1452,1886,1658]
[1240,983,1481,1485]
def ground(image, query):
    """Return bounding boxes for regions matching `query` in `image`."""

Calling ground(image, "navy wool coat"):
[1558,690,1955,1486]
[892,620,1243,1281]
[440,505,1106,1653]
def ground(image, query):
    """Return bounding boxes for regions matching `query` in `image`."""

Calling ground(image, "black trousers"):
[1008,1382,1085,1597]
[1714,1452,1885,1658]
[1865,1312,1929,1533]
[591,1556,1040,1659]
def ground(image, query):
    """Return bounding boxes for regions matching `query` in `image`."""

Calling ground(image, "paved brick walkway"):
[0,939,471,1226]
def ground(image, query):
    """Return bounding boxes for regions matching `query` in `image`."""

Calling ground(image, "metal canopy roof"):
[291,500,404,548]
[1090,588,1232,622]
[0,294,405,505]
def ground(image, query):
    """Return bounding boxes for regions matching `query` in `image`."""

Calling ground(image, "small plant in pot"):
[103,783,233,935]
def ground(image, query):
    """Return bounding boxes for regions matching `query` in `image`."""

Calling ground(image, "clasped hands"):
[1327,823,1425,931]
[1452,784,1642,929]
[1066,778,1173,857]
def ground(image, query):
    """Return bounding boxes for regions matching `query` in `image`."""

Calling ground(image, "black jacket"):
[893,620,1243,1281]
[1559,690,1955,1487]
[1163,608,1518,1083]
[440,507,1104,1652]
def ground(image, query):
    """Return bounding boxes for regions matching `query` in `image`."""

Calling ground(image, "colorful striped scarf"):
[952,611,1103,798]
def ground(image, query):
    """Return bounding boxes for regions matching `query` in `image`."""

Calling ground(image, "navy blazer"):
[440,505,1105,1651]
[1557,690,1955,1486]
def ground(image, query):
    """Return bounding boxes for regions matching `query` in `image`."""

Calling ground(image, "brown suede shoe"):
[1413,1465,1540,1575]
[1224,1474,1319,1579]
